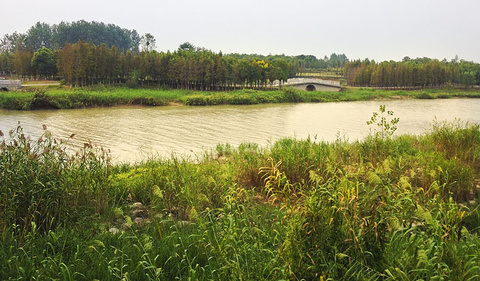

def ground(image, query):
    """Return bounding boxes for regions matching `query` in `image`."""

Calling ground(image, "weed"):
[367,104,400,139]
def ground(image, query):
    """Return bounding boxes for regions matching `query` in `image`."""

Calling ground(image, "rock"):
[411,221,424,228]
[134,217,144,225]
[109,227,120,234]
[132,208,145,218]
[132,202,143,209]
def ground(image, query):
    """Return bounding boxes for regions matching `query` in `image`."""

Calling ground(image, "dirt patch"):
[169,102,184,106]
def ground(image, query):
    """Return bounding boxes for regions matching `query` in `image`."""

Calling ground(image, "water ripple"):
[1,99,479,163]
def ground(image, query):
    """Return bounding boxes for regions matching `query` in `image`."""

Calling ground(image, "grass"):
[1,117,480,280]
[0,85,479,110]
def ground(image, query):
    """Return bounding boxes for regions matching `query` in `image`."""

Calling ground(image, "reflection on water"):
[1,99,479,163]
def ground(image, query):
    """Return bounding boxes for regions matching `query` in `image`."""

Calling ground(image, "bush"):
[184,95,213,106]
[29,90,60,109]
[282,87,303,102]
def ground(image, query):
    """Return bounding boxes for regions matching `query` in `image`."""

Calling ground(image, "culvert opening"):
[305,84,316,91]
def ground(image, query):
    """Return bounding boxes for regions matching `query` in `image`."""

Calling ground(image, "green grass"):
[1,85,479,110]
[1,118,480,280]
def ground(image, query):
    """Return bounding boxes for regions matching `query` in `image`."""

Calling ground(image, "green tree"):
[178,42,195,52]
[31,47,57,79]
[0,52,14,75]
[141,33,156,52]
[0,32,26,52]
[25,22,53,50]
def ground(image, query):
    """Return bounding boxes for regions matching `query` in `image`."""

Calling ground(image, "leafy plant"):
[367,104,400,139]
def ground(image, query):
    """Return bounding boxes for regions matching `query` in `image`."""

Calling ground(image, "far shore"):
[0,85,479,110]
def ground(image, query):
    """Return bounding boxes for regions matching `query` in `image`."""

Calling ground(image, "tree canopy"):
[1,20,141,53]
[53,41,295,88]
[344,58,480,88]
[31,47,56,78]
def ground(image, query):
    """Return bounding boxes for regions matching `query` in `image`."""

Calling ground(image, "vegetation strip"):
[1,86,480,110]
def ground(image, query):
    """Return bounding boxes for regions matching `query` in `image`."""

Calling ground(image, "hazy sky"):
[2,0,479,62]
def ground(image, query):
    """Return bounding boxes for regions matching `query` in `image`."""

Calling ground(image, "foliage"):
[345,58,480,88]
[0,85,479,112]
[1,35,347,88]
[0,125,111,238]
[31,47,57,78]
[0,20,140,52]
[140,33,156,52]
[1,121,480,280]
[1,86,479,110]
[366,104,400,139]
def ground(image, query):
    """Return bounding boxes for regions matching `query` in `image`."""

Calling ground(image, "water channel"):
[1,98,479,163]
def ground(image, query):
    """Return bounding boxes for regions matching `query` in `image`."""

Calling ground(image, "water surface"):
[1,99,479,162]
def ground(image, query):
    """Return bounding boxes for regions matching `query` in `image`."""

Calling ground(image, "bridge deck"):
[272,77,341,88]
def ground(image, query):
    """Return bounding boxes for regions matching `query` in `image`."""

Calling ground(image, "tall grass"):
[1,119,479,280]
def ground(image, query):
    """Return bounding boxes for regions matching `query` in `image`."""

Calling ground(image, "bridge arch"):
[305,84,316,91]
[0,87,8,92]
[276,78,341,92]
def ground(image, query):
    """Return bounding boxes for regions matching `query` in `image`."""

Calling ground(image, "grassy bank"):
[1,115,480,280]
[0,85,479,110]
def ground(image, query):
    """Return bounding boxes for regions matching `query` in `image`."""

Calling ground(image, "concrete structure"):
[0,79,21,91]
[273,77,341,92]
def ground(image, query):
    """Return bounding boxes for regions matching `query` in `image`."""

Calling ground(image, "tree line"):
[0,41,303,89]
[344,57,480,88]
[2,20,480,89]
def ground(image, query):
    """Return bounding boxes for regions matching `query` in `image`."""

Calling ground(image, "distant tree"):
[0,32,26,52]
[56,43,75,86]
[25,22,53,50]
[452,55,459,63]
[178,42,195,52]
[2,20,141,52]
[141,33,156,52]
[13,49,34,78]
[31,47,57,79]
[459,71,475,88]
[129,30,142,53]
[0,52,14,75]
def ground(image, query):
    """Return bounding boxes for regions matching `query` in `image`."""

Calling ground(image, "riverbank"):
[1,119,479,280]
[1,85,480,110]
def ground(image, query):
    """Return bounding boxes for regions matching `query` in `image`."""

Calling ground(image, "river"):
[1,99,479,163]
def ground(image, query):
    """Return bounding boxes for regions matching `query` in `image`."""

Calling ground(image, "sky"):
[1,0,479,62]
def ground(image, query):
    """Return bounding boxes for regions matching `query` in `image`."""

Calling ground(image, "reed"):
[1,118,479,280]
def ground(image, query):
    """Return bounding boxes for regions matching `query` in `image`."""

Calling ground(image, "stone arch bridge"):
[273,77,341,92]
[0,79,21,91]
